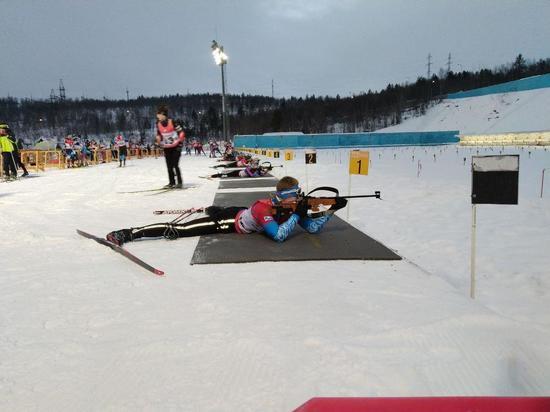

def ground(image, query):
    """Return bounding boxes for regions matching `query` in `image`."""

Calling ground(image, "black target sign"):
[471,155,519,205]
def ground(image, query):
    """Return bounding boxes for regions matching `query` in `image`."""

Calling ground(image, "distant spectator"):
[0,123,18,179]
[114,134,128,167]
[196,140,206,156]
[65,135,77,168]
[7,128,29,176]
[185,142,192,156]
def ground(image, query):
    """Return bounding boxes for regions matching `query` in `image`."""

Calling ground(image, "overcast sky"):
[2,0,550,100]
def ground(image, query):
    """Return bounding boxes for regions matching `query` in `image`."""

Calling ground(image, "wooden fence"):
[1,148,163,177]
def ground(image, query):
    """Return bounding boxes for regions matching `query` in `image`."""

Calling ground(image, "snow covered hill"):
[380,87,550,134]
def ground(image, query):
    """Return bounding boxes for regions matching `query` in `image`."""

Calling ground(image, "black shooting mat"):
[190,191,401,264]
[219,172,274,179]
[218,177,278,189]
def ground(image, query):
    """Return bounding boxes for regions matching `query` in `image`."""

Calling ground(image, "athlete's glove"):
[331,197,348,211]
[293,201,309,218]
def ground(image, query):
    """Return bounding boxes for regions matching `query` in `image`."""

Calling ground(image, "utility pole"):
[447,53,452,74]
[426,53,432,78]
[126,87,129,101]
[59,79,66,101]
[271,79,274,99]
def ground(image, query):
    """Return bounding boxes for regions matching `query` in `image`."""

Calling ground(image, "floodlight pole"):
[212,40,229,142]
[220,62,227,141]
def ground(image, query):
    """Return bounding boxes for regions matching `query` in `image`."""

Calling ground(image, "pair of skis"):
[77,207,205,276]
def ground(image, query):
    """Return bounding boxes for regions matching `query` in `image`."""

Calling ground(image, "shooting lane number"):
[349,150,369,175]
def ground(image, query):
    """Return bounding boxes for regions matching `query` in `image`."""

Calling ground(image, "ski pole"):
[154,207,205,215]
[9,151,18,177]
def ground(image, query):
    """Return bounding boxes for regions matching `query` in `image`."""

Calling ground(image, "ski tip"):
[154,269,165,276]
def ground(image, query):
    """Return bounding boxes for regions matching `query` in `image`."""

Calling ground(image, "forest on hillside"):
[1,54,549,144]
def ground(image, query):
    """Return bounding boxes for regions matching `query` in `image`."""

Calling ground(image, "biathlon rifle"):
[272,186,381,217]
[259,161,283,172]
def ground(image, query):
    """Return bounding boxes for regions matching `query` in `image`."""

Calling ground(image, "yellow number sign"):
[285,150,294,161]
[349,150,369,175]
[267,150,273,157]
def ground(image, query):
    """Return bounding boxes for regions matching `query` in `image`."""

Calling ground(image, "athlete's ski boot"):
[163,183,175,189]
[106,229,132,246]
[174,183,183,189]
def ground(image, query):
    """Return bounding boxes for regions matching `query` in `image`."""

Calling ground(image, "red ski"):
[76,229,164,276]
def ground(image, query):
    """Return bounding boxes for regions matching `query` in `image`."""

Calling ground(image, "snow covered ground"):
[381,87,550,134]
[1,144,549,411]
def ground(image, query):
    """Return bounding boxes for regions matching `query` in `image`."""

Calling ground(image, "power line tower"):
[126,87,130,101]
[447,53,452,74]
[271,79,274,99]
[426,53,432,78]
[59,79,66,101]
[50,89,57,103]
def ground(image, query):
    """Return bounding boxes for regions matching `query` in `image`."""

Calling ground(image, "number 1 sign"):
[347,150,369,221]
[349,150,369,175]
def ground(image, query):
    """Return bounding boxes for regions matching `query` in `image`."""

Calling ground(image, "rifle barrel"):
[341,194,379,199]
[340,191,381,199]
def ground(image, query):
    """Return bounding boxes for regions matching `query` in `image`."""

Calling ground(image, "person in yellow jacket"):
[0,123,18,180]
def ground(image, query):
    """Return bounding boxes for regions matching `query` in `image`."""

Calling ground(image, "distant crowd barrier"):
[234,131,459,149]
[447,73,550,99]
[20,150,64,172]
[1,148,163,177]
[460,130,550,146]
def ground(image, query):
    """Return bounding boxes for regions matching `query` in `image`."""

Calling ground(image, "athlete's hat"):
[157,105,169,116]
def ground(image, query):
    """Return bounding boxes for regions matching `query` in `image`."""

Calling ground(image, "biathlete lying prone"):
[106,176,344,245]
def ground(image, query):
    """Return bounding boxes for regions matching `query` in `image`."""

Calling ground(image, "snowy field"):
[1,146,550,411]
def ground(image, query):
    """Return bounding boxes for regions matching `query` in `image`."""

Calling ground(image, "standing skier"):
[114,134,128,167]
[156,106,185,188]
